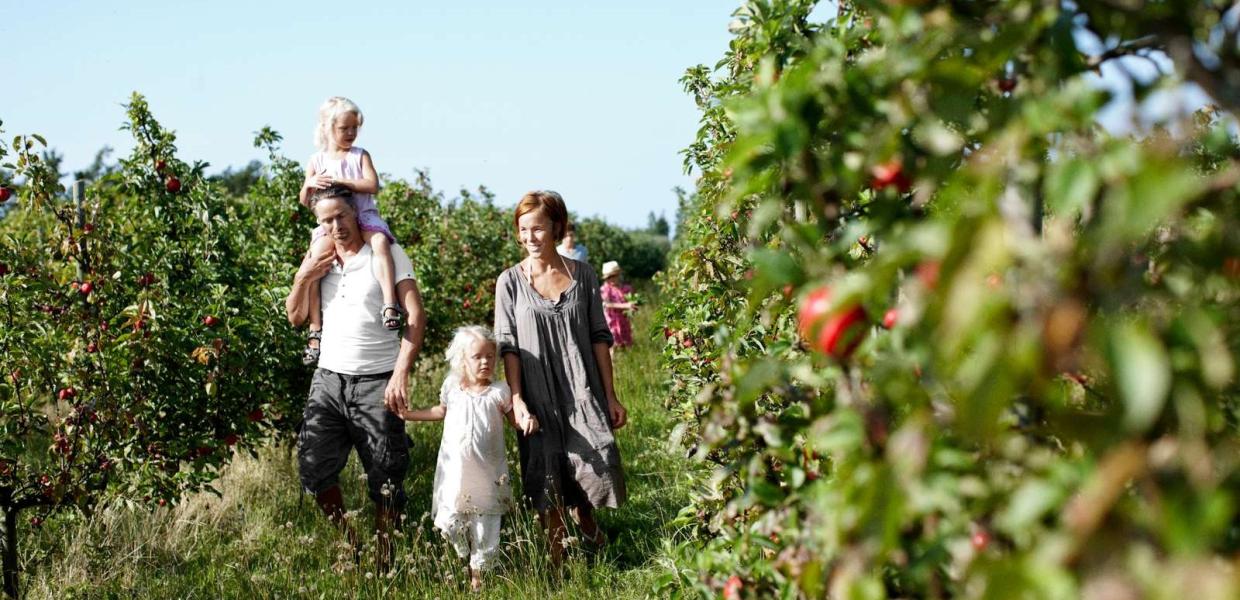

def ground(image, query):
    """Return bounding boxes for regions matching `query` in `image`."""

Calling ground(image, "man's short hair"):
[310,184,357,213]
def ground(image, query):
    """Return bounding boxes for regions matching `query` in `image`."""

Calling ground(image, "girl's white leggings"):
[441,513,501,570]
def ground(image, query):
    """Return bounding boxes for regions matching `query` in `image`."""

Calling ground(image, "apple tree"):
[0,94,302,597]
[659,1,1240,598]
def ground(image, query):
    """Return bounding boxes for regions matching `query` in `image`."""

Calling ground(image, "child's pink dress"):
[600,281,633,348]
[309,146,395,243]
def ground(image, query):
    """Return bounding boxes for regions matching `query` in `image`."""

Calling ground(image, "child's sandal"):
[381,303,404,330]
[302,330,322,366]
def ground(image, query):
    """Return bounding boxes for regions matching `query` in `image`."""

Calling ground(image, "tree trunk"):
[1,506,17,599]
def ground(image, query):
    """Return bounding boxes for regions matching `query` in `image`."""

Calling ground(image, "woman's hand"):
[608,397,627,429]
[512,398,540,436]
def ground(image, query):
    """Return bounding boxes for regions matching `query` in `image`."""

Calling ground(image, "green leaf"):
[1110,321,1171,432]
[749,480,785,506]
[1045,157,1097,218]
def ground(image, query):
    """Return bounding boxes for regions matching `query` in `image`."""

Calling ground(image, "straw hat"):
[602,261,621,279]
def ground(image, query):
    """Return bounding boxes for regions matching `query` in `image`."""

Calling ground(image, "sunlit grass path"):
[22,297,698,599]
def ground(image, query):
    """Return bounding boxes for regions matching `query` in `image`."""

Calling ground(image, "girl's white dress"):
[432,379,513,569]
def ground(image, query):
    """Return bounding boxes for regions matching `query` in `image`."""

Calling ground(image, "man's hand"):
[296,248,335,285]
[384,372,409,416]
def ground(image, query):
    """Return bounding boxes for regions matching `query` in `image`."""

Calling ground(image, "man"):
[285,184,426,569]
[556,221,588,262]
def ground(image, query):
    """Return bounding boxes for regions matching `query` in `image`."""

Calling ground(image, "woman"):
[494,190,627,566]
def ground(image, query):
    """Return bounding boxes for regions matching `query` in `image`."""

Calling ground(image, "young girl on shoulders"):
[299,96,403,365]
[401,326,536,592]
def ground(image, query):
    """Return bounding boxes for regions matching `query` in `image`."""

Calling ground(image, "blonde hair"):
[314,96,365,151]
[445,325,497,385]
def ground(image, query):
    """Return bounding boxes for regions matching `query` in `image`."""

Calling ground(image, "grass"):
[19,297,700,599]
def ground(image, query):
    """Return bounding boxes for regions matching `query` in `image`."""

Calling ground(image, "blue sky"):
[3,2,1212,231]
[2,1,737,230]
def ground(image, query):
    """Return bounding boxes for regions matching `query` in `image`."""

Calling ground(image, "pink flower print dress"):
[600,281,633,348]
[308,146,395,243]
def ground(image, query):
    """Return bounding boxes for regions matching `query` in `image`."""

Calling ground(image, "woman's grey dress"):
[494,259,627,510]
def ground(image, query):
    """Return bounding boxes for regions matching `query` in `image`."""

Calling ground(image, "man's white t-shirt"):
[317,243,416,375]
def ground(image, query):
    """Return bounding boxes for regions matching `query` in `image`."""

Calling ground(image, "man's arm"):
[384,277,426,415]
[285,250,334,326]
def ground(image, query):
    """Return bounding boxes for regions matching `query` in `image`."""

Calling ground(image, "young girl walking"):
[299,96,402,364]
[402,326,533,592]
[600,261,635,359]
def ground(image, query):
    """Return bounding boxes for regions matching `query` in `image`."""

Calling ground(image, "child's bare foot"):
[470,568,483,592]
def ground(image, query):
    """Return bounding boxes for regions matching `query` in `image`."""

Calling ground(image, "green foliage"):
[659,1,1240,598]
[0,94,301,546]
[575,217,669,280]
[381,177,522,355]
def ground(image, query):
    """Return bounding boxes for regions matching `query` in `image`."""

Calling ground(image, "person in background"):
[556,221,588,263]
[599,261,635,360]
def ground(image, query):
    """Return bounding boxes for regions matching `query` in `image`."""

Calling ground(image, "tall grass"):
[20,291,698,599]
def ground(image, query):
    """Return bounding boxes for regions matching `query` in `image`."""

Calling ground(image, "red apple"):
[916,261,941,289]
[0,187,11,203]
[1224,256,1240,279]
[29,517,43,528]
[82,223,95,234]
[224,433,239,447]
[57,387,77,401]
[882,308,899,329]
[971,530,991,551]
[682,337,695,349]
[998,77,1017,93]
[871,159,911,193]
[155,160,167,173]
[165,177,181,193]
[723,575,742,600]
[86,342,98,353]
[247,408,264,422]
[463,299,472,309]
[797,285,869,359]
[202,315,219,328]
[0,263,8,277]
[78,281,94,296]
